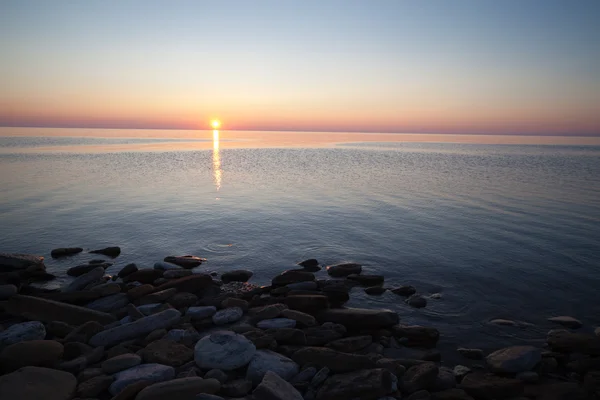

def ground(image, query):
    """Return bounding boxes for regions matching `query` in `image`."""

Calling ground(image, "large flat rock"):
[316,308,399,329]
[0,366,76,400]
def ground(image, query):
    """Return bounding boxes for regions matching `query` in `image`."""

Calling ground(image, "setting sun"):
[211,120,221,129]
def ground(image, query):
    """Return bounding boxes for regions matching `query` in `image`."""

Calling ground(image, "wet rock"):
[460,372,524,400]
[109,363,175,395]
[194,331,256,370]
[0,284,17,300]
[547,329,600,355]
[406,294,427,308]
[101,353,141,374]
[326,263,362,277]
[365,286,386,295]
[391,285,417,297]
[118,263,138,278]
[89,309,181,347]
[86,292,129,312]
[485,345,541,373]
[154,261,182,271]
[51,247,83,258]
[247,349,300,384]
[155,274,214,294]
[548,316,583,329]
[212,307,244,325]
[76,374,113,397]
[62,266,105,292]
[457,348,484,360]
[0,339,63,371]
[347,274,384,286]
[163,269,193,278]
[67,263,110,277]
[253,370,304,400]
[163,255,206,268]
[292,346,376,372]
[316,308,399,329]
[257,318,297,329]
[488,319,517,326]
[90,246,121,257]
[141,339,194,367]
[221,269,253,283]
[187,305,217,319]
[0,321,46,349]
[298,259,320,272]
[392,325,440,348]
[136,377,220,400]
[0,252,44,271]
[403,362,439,393]
[280,309,316,326]
[285,295,329,313]
[0,366,77,400]
[124,269,163,285]
[327,335,373,353]
[272,270,315,286]
[316,368,393,400]
[321,285,350,306]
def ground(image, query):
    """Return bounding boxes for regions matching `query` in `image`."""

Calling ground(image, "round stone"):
[194,331,256,371]
[212,307,243,325]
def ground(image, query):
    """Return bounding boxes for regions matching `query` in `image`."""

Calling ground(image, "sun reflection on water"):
[212,129,222,191]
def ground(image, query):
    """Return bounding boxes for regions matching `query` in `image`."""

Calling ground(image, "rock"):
[124,269,163,285]
[365,286,387,295]
[67,263,110,277]
[272,270,315,286]
[547,329,600,355]
[0,366,77,400]
[62,266,105,292]
[163,255,206,268]
[431,388,475,400]
[187,306,217,319]
[139,288,177,304]
[109,363,175,395]
[221,297,249,310]
[194,331,256,370]
[77,374,113,397]
[51,247,83,257]
[282,295,327,313]
[392,325,440,348]
[0,284,17,300]
[155,274,214,294]
[292,347,376,372]
[89,309,181,347]
[321,285,350,306]
[316,308,399,329]
[257,318,297,329]
[453,365,471,380]
[326,335,373,352]
[163,269,193,278]
[141,339,193,367]
[195,395,225,400]
[90,246,121,257]
[249,303,288,321]
[548,316,583,329]
[291,366,317,383]
[516,371,539,383]
[221,269,253,283]
[127,284,156,300]
[460,372,524,400]
[376,358,407,377]
[303,325,344,346]
[204,368,228,383]
[90,282,121,296]
[168,292,198,308]
[488,319,517,326]
[391,285,417,297]
[316,368,393,400]
[137,303,165,316]
[221,378,252,397]
[595,327,600,337]
[326,263,362,277]
[0,321,46,349]
[253,370,304,400]
[485,346,541,373]
[118,263,138,278]
[280,309,316,326]
[102,354,141,374]
[269,328,306,345]
[347,274,384,286]
[86,293,129,312]
[434,367,456,391]
[37,290,101,304]
[0,253,44,271]
[406,294,427,308]
[0,340,63,371]
[246,349,300,384]
[403,362,439,393]
[286,281,318,291]
[212,307,244,325]
[457,348,484,360]
[135,377,219,400]
[298,259,320,272]
[154,261,182,271]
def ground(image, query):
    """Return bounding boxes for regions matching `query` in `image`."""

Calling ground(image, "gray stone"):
[485,346,541,373]
[257,318,297,329]
[187,306,217,320]
[280,309,316,326]
[246,349,300,384]
[194,330,256,370]
[0,321,46,349]
[212,307,243,325]
[62,266,105,293]
[403,362,439,393]
[0,253,44,270]
[0,284,17,300]
[253,370,304,400]
[548,316,583,329]
[204,368,228,383]
[101,353,141,374]
[89,309,181,347]
[85,293,129,312]
[154,261,183,271]
[109,363,175,395]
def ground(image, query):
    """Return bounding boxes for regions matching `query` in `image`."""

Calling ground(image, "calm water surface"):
[1,128,600,363]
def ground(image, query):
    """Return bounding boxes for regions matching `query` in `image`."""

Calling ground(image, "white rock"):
[212,307,243,325]
[187,306,217,320]
[194,331,256,371]
[62,266,105,292]
[246,349,299,385]
[0,321,46,349]
[109,363,175,395]
[486,346,541,373]
[257,318,297,329]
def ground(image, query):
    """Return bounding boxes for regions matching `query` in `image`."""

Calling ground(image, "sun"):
[211,120,221,129]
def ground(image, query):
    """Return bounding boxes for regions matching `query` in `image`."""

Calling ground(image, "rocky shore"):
[1,249,599,400]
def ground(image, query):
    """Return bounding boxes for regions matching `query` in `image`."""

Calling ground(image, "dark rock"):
[45,320,74,338]
[0,283,18,300]
[243,330,277,349]
[347,274,384,286]
[86,292,129,312]
[140,339,194,367]
[285,295,329,313]
[76,374,113,397]
[431,388,475,400]
[403,362,439,393]
[102,353,142,374]
[304,326,343,346]
[194,331,256,371]
[298,259,320,272]
[90,246,121,257]
[249,303,288,322]
[316,308,399,329]
[406,294,427,308]
[0,340,63,371]
[168,292,198,308]
[118,263,138,278]
[253,370,304,400]
[139,288,177,304]
[0,253,45,271]
[221,297,249,310]
[246,349,299,385]
[392,325,440,348]
[326,335,373,353]
[321,285,350,307]
[67,263,110,277]
[281,309,317,326]
[547,329,600,355]
[457,348,484,360]
[155,274,214,294]
[123,269,163,285]
[0,366,77,400]
[64,321,104,343]
[459,372,524,400]
[37,290,101,304]
[391,285,417,297]
[548,316,583,329]
[365,286,386,295]
[163,255,206,268]
[221,269,253,283]
[326,263,362,277]
[127,284,156,300]
[376,358,407,377]
[51,247,83,258]
[221,378,252,397]
[485,346,541,373]
[316,368,393,400]
[135,377,219,400]
[268,328,307,345]
[531,382,587,400]
[272,270,315,286]
[291,347,377,372]
[291,366,318,383]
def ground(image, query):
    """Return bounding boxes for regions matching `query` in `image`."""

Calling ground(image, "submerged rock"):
[326,263,362,277]
[347,274,384,286]
[272,270,316,286]
[391,285,417,297]
[51,247,83,258]
[90,246,121,257]
[163,255,206,268]
[298,259,320,272]
[406,294,427,308]
[221,269,253,283]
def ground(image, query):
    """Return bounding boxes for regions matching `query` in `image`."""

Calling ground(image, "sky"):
[1,0,599,135]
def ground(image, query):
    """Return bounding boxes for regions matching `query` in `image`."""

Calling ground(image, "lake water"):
[1,127,600,363]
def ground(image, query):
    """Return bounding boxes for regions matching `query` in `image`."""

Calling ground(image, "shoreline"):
[1,248,599,400]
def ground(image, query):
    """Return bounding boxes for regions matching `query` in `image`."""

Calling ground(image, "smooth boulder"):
[326,263,362,277]
[0,253,44,270]
[194,331,256,370]
[253,370,304,400]
[109,363,175,395]
[0,321,46,349]
[0,340,63,371]
[246,349,300,384]
[485,346,541,374]
[90,246,121,257]
[62,266,104,292]
[51,247,83,258]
